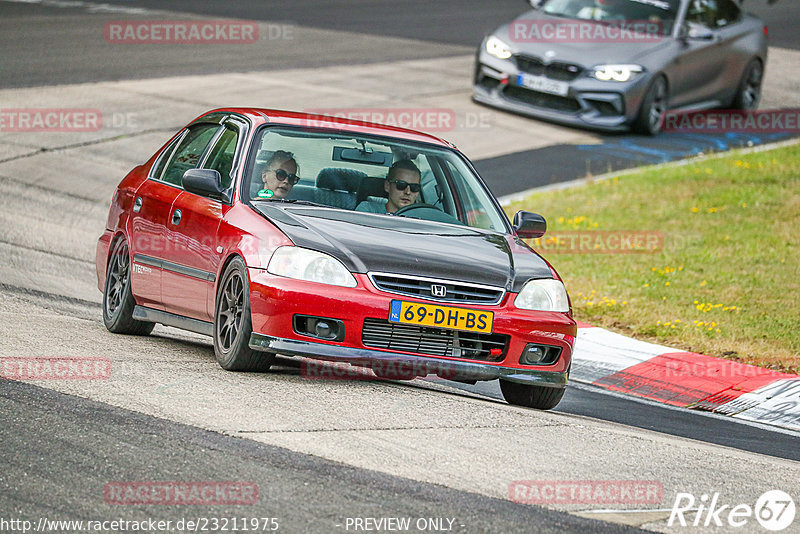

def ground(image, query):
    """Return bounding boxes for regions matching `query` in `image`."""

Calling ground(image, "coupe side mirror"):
[513,211,547,239]
[182,168,227,201]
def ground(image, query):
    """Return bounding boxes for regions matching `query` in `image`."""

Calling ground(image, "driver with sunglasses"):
[356,159,421,214]
[256,150,300,199]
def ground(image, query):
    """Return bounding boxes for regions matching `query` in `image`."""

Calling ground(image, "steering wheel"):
[393,203,443,216]
[393,203,465,226]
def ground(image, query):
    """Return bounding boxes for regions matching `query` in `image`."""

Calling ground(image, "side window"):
[713,0,740,27]
[685,0,715,28]
[203,123,240,189]
[426,157,457,215]
[446,161,486,228]
[408,155,433,205]
[151,134,183,179]
[444,161,504,232]
[160,124,220,186]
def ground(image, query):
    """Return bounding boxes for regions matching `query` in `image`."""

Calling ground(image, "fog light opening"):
[293,315,344,341]
[519,343,561,366]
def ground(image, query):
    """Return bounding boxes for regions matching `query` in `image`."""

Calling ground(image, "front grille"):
[516,54,546,76]
[515,55,583,81]
[369,272,504,305]
[503,86,581,113]
[362,318,508,361]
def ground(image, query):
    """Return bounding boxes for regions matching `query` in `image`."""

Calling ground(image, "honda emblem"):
[431,284,447,298]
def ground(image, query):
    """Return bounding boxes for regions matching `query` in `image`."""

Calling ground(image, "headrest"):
[316,167,366,192]
[250,162,268,196]
[357,176,388,201]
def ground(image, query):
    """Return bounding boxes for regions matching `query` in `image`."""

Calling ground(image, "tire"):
[213,257,275,371]
[102,237,154,335]
[500,379,565,410]
[634,75,668,136]
[731,59,763,111]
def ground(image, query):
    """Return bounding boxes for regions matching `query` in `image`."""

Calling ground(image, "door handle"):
[171,209,182,225]
[133,197,143,213]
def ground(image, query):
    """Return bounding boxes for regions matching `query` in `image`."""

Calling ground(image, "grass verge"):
[505,141,800,374]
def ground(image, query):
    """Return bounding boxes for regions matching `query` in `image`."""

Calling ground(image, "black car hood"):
[495,10,672,66]
[253,204,552,292]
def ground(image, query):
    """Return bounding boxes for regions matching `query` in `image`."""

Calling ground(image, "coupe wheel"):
[102,237,154,335]
[500,379,565,410]
[213,257,275,371]
[634,76,668,136]
[732,59,763,111]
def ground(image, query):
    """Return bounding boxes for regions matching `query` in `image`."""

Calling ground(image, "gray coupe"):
[473,0,767,134]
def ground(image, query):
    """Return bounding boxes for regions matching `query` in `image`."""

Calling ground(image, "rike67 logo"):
[669,490,796,531]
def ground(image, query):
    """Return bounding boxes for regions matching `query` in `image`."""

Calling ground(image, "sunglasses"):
[268,168,300,185]
[388,179,421,193]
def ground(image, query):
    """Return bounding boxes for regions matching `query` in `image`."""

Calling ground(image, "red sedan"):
[96,108,576,409]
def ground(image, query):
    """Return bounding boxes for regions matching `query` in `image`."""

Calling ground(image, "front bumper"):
[249,333,568,387]
[474,50,651,132]
[247,270,574,387]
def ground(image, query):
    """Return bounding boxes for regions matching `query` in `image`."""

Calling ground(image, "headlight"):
[486,36,512,60]
[267,246,357,288]
[515,279,570,312]
[592,64,643,82]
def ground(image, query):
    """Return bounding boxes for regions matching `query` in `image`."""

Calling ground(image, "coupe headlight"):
[267,246,357,288]
[515,279,570,312]
[592,64,643,82]
[486,36,512,60]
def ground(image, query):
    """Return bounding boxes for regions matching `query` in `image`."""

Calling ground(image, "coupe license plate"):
[389,300,494,334]
[516,73,569,96]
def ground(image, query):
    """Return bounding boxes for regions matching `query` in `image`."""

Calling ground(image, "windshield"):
[243,127,510,234]
[542,0,681,34]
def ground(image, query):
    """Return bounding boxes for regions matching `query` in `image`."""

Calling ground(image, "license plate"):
[516,73,569,96]
[389,300,494,334]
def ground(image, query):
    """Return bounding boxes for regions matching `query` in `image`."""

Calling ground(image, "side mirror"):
[682,22,715,41]
[528,0,545,8]
[182,168,226,201]
[513,211,546,239]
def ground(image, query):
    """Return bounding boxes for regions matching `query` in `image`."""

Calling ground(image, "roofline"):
[197,107,456,149]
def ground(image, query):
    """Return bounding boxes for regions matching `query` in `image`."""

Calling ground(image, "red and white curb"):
[571,323,800,432]
[496,139,800,431]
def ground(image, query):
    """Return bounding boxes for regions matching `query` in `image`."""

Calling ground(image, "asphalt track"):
[1,1,800,532]
[1,378,637,534]
[1,0,797,88]
[436,377,800,462]
[2,0,798,195]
